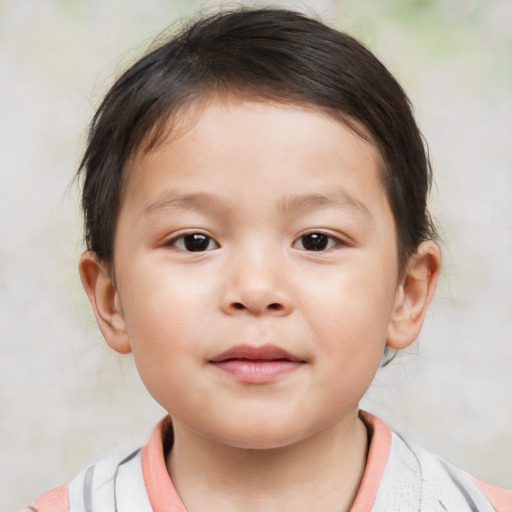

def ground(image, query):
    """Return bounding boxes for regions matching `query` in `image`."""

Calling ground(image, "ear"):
[387,241,441,350]
[79,251,132,354]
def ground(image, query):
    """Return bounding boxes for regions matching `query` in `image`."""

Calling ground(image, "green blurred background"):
[1,0,511,508]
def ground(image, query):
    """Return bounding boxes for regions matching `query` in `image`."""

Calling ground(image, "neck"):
[167,410,369,512]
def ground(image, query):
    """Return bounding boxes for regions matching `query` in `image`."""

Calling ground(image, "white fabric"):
[115,451,153,512]
[374,432,496,511]
[68,450,152,512]
[66,433,497,512]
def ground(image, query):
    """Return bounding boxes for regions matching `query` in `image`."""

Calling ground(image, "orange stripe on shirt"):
[142,416,188,512]
[30,485,69,512]
[350,411,392,512]
[473,477,512,512]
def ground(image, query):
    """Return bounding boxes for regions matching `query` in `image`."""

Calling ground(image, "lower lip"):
[210,359,304,383]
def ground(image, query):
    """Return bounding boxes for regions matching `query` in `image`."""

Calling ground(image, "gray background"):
[1,0,511,509]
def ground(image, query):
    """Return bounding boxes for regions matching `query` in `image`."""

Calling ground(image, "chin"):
[223,436,301,451]
[211,421,314,451]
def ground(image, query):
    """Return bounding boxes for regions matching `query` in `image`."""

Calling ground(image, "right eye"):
[168,233,219,252]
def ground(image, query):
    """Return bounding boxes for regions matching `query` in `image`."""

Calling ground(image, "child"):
[25,8,511,512]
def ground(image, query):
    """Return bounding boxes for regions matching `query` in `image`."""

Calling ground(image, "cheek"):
[299,259,396,371]
[301,262,396,330]
[120,259,214,336]
[117,260,222,400]
[120,282,201,412]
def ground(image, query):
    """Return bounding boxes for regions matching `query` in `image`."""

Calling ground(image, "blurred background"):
[1,0,511,508]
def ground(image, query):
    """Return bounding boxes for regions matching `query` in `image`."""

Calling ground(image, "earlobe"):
[387,241,441,350]
[78,251,132,355]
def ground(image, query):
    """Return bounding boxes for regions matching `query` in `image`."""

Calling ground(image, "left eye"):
[169,233,219,252]
[293,233,341,251]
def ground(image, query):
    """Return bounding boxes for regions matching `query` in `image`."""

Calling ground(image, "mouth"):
[209,344,306,384]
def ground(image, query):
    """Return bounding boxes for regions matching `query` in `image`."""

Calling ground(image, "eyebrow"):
[143,190,371,219]
[278,192,371,219]
[143,192,228,216]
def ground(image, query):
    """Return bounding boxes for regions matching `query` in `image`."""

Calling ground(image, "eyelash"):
[166,231,344,253]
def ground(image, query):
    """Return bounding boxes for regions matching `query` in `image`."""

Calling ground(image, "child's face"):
[91,99,410,449]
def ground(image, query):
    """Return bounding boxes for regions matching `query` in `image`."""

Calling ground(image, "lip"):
[209,344,306,384]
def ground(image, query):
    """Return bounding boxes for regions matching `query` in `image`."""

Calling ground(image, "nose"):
[220,249,293,317]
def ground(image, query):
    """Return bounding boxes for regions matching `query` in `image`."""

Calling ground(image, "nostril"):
[231,302,284,312]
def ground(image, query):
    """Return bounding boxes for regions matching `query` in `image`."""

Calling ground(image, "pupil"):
[184,234,209,251]
[303,233,328,251]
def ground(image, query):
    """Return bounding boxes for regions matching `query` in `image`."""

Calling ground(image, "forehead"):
[121,98,390,221]
[129,94,378,175]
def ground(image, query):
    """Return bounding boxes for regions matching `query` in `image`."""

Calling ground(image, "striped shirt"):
[25,412,511,512]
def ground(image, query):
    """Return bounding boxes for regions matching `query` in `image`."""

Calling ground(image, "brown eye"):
[171,233,219,252]
[294,233,340,251]
[184,234,210,251]
[301,233,328,251]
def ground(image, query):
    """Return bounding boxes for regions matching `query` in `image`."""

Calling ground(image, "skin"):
[80,99,440,512]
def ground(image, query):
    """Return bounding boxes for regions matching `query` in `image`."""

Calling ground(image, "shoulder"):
[358,411,511,512]
[26,449,153,512]
[24,417,173,512]
[382,429,512,512]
